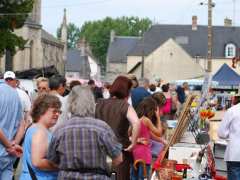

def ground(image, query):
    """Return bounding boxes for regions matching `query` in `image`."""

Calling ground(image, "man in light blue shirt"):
[0,79,24,179]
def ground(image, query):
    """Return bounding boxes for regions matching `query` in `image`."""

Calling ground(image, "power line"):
[0,13,31,16]
[42,0,114,9]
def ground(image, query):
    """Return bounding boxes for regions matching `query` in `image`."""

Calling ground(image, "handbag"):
[27,161,38,180]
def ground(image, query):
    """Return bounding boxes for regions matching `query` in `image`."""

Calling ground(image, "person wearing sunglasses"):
[30,77,50,103]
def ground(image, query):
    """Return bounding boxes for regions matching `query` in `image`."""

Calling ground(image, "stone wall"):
[127,39,204,82]
[105,62,127,82]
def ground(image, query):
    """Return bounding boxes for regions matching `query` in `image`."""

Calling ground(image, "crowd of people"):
[0,71,190,180]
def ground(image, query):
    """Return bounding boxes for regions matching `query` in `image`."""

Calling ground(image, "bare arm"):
[0,129,12,148]
[126,106,140,147]
[143,116,162,137]
[13,119,26,145]
[31,128,58,170]
[151,132,162,141]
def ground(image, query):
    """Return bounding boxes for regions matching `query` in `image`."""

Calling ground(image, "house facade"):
[106,30,140,82]
[0,0,67,75]
[66,39,101,80]
[127,38,204,82]
[106,16,240,82]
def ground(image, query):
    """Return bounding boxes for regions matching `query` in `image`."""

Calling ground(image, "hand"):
[137,137,149,145]
[160,138,168,145]
[6,144,23,157]
[124,143,134,152]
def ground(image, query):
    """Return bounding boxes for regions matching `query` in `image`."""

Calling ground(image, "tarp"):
[15,65,59,79]
[212,63,240,89]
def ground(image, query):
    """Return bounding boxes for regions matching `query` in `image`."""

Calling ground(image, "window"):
[195,55,200,64]
[225,43,236,58]
[175,36,189,45]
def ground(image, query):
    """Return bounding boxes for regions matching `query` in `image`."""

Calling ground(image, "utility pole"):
[207,0,213,73]
[141,36,145,78]
[139,30,145,78]
[200,0,215,72]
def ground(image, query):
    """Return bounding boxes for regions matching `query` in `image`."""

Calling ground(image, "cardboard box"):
[169,143,201,164]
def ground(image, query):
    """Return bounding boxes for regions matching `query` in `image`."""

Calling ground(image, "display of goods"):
[161,159,177,169]
[171,174,183,180]
[158,168,174,180]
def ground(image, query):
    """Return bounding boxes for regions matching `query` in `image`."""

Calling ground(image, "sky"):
[41,0,240,36]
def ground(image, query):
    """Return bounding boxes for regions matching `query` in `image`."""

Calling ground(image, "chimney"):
[224,18,232,27]
[192,16,198,31]
[110,30,115,43]
[77,38,86,56]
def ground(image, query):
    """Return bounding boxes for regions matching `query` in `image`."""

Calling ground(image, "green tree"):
[57,22,81,49]
[80,16,152,70]
[0,0,34,56]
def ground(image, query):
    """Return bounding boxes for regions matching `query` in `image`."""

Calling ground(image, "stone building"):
[106,16,240,83]
[0,0,67,75]
[106,30,140,82]
[66,38,101,80]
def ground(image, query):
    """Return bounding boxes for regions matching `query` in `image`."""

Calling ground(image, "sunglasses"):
[38,87,48,90]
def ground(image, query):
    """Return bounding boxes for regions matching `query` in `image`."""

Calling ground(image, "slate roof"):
[212,63,240,87]
[41,29,63,47]
[128,24,240,58]
[25,17,42,29]
[66,49,91,79]
[107,36,140,63]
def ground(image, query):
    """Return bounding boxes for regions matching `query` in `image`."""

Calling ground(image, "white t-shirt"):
[16,88,32,113]
[51,93,69,131]
[218,103,240,161]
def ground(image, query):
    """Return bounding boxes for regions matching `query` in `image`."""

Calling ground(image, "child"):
[130,97,162,180]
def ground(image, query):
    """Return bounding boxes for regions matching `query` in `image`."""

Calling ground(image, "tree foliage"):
[57,23,81,49]
[0,0,34,56]
[80,16,152,70]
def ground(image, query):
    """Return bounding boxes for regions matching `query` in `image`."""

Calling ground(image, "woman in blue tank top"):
[20,94,61,180]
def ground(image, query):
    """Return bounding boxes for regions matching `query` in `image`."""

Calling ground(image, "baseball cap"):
[4,71,16,80]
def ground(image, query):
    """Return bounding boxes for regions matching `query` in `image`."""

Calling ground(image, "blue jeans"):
[0,156,13,180]
[227,161,240,180]
[130,163,151,180]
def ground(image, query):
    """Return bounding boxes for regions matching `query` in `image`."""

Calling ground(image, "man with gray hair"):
[131,78,151,109]
[47,86,122,179]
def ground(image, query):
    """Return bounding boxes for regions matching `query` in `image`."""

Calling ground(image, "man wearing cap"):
[4,71,32,126]
[0,71,25,179]
[4,71,17,88]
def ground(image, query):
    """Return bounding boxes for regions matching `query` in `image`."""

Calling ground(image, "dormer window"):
[225,43,236,58]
